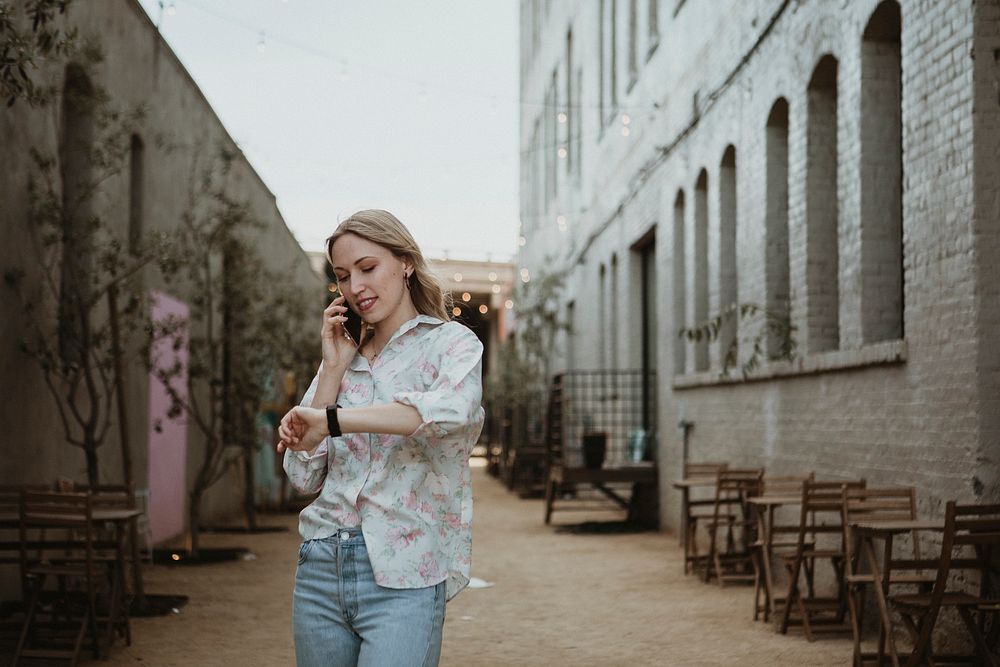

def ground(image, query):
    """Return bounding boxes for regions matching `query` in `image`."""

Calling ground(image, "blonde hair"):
[326,209,451,322]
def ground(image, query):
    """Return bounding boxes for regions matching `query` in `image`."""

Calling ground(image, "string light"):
[453,272,463,282]
[504,299,514,310]
[491,284,501,294]
[488,271,498,281]
[479,305,488,314]
[462,292,471,302]
[520,268,530,283]
[452,306,462,316]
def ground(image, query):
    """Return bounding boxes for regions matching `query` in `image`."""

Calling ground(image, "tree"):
[4,66,175,488]
[150,152,318,553]
[485,265,567,473]
[488,264,567,404]
[0,0,77,106]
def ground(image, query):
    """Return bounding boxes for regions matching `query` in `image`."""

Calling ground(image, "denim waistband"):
[315,526,364,546]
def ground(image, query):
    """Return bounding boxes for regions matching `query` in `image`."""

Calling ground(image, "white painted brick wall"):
[519,0,995,532]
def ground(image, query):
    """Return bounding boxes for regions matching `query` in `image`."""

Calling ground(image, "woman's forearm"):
[339,402,423,436]
[280,401,424,454]
[310,362,348,408]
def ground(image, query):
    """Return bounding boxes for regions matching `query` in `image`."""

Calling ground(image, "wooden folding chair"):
[843,487,923,655]
[13,491,122,666]
[682,461,728,575]
[890,501,1000,666]
[0,485,50,598]
[750,473,815,621]
[778,478,866,640]
[702,468,763,585]
[842,486,933,666]
[72,483,134,647]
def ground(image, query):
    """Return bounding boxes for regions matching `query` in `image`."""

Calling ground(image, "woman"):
[277,209,484,667]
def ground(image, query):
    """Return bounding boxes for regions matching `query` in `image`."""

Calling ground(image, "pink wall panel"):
[148,291,189,545]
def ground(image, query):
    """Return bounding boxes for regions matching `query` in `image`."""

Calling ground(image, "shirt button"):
[340,532,350,540]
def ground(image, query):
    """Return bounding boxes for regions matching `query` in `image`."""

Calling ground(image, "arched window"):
[601,0,618,127]
[610,253,619,371]
[765,98,790,359]
[599,262,607,369]
[693,169,709,371]
[566,300,576,371]
[627,0,638,89]
[719,146,738,363]
[860,0,903,342]
[128,134,145,255]
[58,63,96,364]
[672,190,686,375]
[806,54,840,351]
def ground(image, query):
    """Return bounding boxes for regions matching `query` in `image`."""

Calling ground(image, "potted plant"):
[580,416,606,469]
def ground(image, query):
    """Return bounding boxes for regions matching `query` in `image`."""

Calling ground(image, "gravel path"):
[97,465,850,666]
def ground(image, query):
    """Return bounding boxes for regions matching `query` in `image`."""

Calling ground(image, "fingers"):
[323,299,352,336]
[278,422,296,444]
[324,295,348,316]
[278,411,301,448]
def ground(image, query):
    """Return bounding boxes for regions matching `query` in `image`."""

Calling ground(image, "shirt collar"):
[350,314,445,370]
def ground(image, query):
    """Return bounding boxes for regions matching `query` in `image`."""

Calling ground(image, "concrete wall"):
[519,0,999,531]
[0,0,325,557]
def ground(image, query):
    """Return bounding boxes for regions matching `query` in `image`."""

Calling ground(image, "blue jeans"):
[293,529,446,667]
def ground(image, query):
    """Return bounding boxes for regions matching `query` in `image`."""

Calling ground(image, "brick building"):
[518,0,1000,528]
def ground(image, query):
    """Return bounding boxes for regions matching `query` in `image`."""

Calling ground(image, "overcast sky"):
[135,0,520,261]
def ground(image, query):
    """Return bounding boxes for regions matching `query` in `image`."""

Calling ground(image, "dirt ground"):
[94,466,851,666]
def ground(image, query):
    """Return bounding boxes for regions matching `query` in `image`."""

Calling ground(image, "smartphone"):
[329,287,363,342]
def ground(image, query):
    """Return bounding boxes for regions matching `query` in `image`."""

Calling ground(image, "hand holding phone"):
[322,292,359,369]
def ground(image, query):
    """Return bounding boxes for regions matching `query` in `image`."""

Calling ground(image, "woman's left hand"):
[277,406,329,454]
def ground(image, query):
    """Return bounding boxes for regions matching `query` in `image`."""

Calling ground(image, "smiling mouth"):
[358,297,377,312]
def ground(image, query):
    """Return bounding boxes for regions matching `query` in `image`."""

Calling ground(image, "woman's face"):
[329,232,413,327]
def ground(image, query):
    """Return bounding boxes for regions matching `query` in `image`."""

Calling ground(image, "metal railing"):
[547,369,657,469]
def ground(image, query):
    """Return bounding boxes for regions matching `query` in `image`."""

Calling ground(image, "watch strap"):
[325,405,342,438]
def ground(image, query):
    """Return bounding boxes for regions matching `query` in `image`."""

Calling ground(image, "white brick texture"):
[518,0,997,531]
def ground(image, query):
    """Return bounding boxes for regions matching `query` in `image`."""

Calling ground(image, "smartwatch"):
[326,405,342,438]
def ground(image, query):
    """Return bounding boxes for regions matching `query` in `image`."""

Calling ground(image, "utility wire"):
[161,0,660,114]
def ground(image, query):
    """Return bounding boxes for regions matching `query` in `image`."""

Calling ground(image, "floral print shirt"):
[283,315,484,600]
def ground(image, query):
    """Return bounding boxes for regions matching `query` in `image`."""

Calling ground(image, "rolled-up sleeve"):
[392,326,484,440]
[282,368,330,494]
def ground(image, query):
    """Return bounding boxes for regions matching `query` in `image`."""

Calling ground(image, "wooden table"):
[850,519,944,667]
[4,507,142,658]
[746,494,802,622]
[0,507,142,528]
[546,463,658,525]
